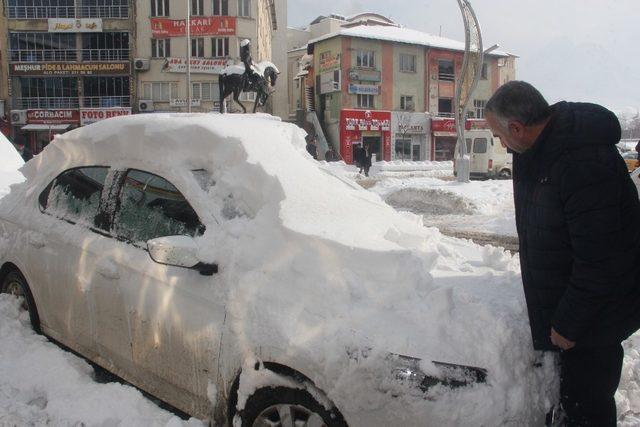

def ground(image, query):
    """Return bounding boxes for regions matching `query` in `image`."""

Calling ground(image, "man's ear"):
[508,121,525,137]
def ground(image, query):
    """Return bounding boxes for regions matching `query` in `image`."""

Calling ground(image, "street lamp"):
[454,0,484,183]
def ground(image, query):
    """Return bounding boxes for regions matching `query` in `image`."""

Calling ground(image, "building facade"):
[133,0,280,115]
[2,0,134,154]
[302,18,517,162]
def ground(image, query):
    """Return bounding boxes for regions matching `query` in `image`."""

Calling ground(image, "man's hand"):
[551,328,576,350]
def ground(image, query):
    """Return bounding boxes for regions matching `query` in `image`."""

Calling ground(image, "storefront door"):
[363,136,381,161]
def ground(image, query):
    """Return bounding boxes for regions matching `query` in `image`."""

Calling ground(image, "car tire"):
[239,386,347,427]
[498,169,512,179]
[1,270,40,333]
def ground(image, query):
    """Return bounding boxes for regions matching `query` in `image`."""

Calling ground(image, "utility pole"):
[187,0,192,113]
[454,0,484,182]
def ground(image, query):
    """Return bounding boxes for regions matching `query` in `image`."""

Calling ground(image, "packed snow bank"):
[319,160,454,181]
[371,177,517,237]
[0,295,203,427]
[0,134,24,198]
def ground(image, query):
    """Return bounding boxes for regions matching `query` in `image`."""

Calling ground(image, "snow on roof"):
[309,24,511,57]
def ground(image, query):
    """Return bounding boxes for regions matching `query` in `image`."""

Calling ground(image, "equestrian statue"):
[219,39,279,113]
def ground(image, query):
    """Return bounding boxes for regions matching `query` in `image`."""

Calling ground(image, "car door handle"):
[96,258,120,280]
[28,232,46,248]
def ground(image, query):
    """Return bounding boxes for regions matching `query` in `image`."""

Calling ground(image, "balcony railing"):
[10,49,77,62]
[438,72,455,82]
[78,5,129,18]
[7,6,75,19]
[436,112,455,118]
[81,49,130,61]
[14,97,80,109]
[82,96,130,108]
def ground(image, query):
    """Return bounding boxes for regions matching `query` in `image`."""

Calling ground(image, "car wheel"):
[1,270,40,333]
[240,386,346,427]
[498,169,512,179]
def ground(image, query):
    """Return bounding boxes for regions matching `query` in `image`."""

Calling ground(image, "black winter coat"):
[514,101,640,351]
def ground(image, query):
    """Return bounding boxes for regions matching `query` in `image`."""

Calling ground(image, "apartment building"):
[2,0,134,154]
[301,17,517,162]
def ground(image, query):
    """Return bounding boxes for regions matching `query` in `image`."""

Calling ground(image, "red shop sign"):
[431,118,471,132]
[151,17,237,38]
[27,109,79,124]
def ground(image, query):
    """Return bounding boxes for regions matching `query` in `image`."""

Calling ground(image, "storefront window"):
[83,76,130,107]
[395,139,411,160]
[10,32,76,62]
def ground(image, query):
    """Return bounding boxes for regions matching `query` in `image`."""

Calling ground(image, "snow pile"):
[618,332,640,425]
[0,295,203,427]
[371,177,517,237]
[0,134,24,198]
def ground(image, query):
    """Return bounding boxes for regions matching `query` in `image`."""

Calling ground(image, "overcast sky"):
[288,0,640,114]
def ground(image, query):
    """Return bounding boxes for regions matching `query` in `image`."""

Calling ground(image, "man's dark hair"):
[485,81,551,126]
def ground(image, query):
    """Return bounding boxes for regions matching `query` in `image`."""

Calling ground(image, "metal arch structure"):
[454,0,484,182]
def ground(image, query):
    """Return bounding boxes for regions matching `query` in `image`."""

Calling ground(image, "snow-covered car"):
[0,114,555,426]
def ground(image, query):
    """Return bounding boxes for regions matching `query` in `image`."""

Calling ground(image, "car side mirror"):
[147,236,218,275]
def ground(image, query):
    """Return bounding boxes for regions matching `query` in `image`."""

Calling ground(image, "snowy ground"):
[0,140,638,426]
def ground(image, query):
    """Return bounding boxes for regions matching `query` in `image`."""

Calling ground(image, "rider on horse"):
[239,39,260,91]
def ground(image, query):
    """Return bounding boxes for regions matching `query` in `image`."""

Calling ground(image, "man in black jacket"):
[485,81,640,427]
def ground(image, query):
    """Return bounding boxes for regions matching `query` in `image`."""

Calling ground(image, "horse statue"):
[219,61,279,114]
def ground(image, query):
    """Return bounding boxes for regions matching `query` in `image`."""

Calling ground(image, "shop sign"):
[319,70,340,95]
[80,107,131,125]
[318,51,341,73]
[431,118,471,133]
[27,109,79,125]
[348,84,380,95]
[11,62,130,76]
[348,68,381,82]
[162,57,229,74]
[343,109,391,132]
[393,112,428,135]
[151,17,236,38]
[48,18,103,33]
[170,99,202,108]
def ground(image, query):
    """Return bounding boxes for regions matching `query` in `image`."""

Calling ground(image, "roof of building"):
[308,24,512,57]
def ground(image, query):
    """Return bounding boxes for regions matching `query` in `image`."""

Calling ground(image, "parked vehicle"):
[622,151,639,173]
[0,114,552,426]
[465,129,512,179]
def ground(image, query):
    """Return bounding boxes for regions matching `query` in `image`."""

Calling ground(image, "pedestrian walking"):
[485,81,640,427]
[363,145,372,177]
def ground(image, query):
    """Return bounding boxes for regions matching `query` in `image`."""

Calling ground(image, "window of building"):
[356,50,375,68]
[191,82,219,101]
[82,31,129,61]
[438,98,453,116]
[80,0,129,18]
[239,91,257,102]
[474,99,487,119]
[191,38,205,57]
[438,59,454,81]
[395,139,411,161]
[7,0,75,19]
[150,0,169,17]
[83,76,130,107]
[9,32,76,62]
[141,82,178,101]
[151,38,170,58]
[481,62,488,80]
[213,0,228,15]
[399,53,416,73]
[39,167,109,227]
[238,0,250,17]
[400,95,414,111]
[191,0,204,15]
[18,77,78,108]
[212,37,230,57]
[113,169,204,244]
[356,94,374,109]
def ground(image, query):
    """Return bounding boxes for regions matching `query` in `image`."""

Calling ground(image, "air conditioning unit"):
[10,110,27,125]
[138,100,154,112]
[134,58,150,71]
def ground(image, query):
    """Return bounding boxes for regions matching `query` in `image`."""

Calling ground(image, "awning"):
[21,124,70,131]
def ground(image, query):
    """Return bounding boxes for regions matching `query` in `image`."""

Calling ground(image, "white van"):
[465,129,513,179]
